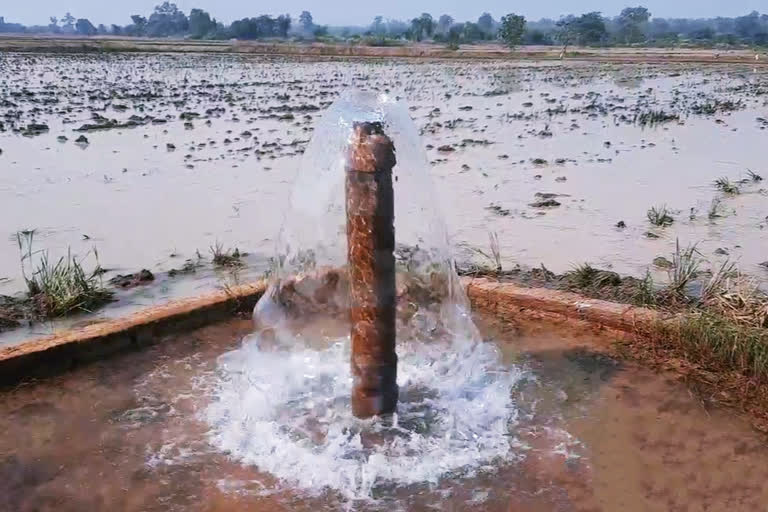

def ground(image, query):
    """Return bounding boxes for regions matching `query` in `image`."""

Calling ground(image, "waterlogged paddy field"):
[1,53,767,332]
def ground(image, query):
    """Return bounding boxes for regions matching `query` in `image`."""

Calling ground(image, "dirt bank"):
[0,35,766,64]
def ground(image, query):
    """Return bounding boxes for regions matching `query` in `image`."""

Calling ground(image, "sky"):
[2,0,764,27]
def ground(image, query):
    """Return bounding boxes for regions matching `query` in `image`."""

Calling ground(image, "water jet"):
[205,91,524,500]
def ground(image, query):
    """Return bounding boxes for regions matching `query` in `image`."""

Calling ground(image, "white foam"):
[204,334,526,501]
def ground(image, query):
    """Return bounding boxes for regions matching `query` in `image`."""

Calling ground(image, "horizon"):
[2,1,765,27]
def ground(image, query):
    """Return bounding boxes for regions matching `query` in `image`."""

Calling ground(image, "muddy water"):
[1,314,766,511]
[1,54,767,308]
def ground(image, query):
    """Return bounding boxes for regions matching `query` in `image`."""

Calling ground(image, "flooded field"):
[1,53,767,333]
[1,313,766,511]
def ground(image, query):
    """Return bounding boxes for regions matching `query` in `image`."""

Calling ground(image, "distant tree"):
[647,18,671,39]
[735,11,761,39]
[75,18,97,36]
[129,15,148,36]
[299,11,314,33]
[437,14,454,35]
[691,27,715,41]
[524,30,552,45]
[230,18,258,39]
[385,19,409,37]
[573,12,608,45]
[371,16,385,35]
[189,8,215,39]
[0,16,28,33]
[48,16,60,33]
[499,14,526,48]
[462,22,484,42]
[422,13,435,37]
[276,14,291,37]
[61,12,76,33]
[555,16,577,51]
[409,13,434,41]
[97,24,107,34]
[313,25,329,38]
[111,24,123,36]
[478,12,495,36]
[448,22,464,42]
[617,6,651,44]
[146,2,188,37]
[255,15,274,37]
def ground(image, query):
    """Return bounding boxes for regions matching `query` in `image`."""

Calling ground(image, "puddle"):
[1,314,766,511]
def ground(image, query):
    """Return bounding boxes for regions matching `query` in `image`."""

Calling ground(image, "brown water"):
[1,314,766,511]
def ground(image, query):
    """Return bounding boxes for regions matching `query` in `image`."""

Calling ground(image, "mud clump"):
[0,296,23,330]
[109,269,155,289]
[22,123,49,136]
[530,199,561,208]
[168,259,202,277]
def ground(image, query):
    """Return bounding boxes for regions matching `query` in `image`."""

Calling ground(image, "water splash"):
[204,91,527,501]
[255,90,476,344]
[205,334,526,501]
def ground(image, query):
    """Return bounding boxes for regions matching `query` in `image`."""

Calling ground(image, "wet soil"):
[0,313,766,511]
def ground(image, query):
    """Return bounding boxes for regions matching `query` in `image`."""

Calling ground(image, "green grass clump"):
[635,110,680,127]
[647,205,674,226]
[714,177,740,195]
[654,313,768,381]
[17,231,112,318]
[666,240,701,298]
[565,263,622,289]
[633,271,657,306]
[210,243,244,267]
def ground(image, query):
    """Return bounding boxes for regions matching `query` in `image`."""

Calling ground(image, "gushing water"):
[205,334,525,501]
[204,91,529,502]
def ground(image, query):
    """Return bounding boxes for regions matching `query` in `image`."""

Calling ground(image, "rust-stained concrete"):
[0,277,666,387]
[463,278,665,334]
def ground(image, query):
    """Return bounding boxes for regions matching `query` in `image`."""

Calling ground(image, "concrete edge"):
[0,281,267,386]
[0,277,664,387]
[463,277,665,333]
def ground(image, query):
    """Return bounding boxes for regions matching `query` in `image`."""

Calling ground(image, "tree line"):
[0,2,322,40]
[1,4,767,48]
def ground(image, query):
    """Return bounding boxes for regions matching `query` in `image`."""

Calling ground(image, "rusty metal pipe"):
[346,121,398,418]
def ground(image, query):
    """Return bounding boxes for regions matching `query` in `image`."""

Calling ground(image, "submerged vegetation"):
[714,177,740,195]
[635,109,680,127]
[647,205,674,226]
[210,243,245,268]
